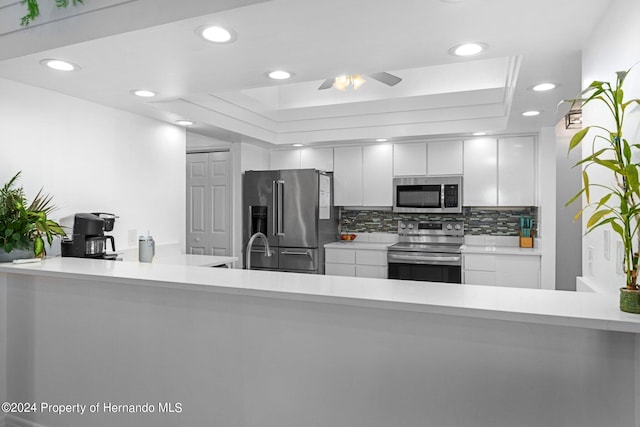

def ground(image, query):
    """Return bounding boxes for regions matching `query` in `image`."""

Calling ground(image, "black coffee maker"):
[61,213,118,260]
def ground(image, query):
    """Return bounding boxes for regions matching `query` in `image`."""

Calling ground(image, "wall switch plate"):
[603,229,611,260]
[485,236,497,246]
[588,246,594,275]
[128,229,137,247]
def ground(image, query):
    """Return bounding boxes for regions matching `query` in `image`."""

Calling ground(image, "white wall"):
[555,122,582,291]
[580,0,640,291]
[0,77,186,255]
[537,127,556,289]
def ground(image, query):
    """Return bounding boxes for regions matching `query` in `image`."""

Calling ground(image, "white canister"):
[139,235,155,263]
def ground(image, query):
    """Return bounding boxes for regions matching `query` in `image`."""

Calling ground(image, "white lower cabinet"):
[463,253,540,289]
[325,246,388,279]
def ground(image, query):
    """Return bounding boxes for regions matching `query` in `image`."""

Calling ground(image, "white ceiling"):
[0,0,612,145]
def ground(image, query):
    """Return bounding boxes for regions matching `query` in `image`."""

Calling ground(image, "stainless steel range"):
[388,220,464,283]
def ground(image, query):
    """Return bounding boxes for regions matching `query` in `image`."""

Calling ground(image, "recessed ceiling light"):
[449,43,487,57]
[376,138,388,142]
[175,120,195,126]
[292,143,304,147]
[532,83,556,92]
[130,90,156,98]
[268,70,293,80]
[40,59,80,71]
[198,25,236,43]
[473,132,487,136]
[522,110,541,117]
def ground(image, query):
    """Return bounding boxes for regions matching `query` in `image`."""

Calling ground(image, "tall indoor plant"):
[0,172,66,260]
[566,67,640,313]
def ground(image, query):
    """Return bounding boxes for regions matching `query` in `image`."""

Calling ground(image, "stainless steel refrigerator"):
[242,169,338,273]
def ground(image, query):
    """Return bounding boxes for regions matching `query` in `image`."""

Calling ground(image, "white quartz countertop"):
[461,245,542,256]
[1,257,639,333]
[152,254,238,267]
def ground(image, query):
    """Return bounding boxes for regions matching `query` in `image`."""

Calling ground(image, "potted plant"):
[0,172,66,261]
[566,67,640,313]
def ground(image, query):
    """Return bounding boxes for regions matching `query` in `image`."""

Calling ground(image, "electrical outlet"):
[588,246,594,275]
[128,229,137,247]
[603,229,610,260]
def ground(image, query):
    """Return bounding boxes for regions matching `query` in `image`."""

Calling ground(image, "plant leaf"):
[587,209,612,228]
[569,127,590,151]
[583,170,590,203]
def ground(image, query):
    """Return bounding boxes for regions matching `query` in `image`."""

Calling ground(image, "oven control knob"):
[446,224,453,230]
[454,224,462,231]
[407,223,414,229]
[400,223,406,229]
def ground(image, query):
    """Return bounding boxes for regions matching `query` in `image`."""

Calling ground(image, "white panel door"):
[186,151,231,256]
[333,146,363,206]
[463,138,497,206]
[300,147,334,171]
[393,142,427,176]
[270,150,301,169]
[498,136,536,206]
[428,140,463,175]
[363,144,393,206]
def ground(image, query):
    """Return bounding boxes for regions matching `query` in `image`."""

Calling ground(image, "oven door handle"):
[388,253,461,265]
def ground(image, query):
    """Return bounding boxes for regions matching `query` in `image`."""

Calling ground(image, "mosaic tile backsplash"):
[340,207,538,236]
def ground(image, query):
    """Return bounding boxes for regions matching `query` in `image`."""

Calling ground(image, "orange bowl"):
[340,233,357,241]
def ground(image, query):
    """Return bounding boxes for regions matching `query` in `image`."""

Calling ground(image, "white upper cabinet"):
[334,144,393,206]
[333,146,364,206]
[463,138,498,206]
[363,144,393,206]
[428,140,463,175]
[393,143,427,176]
[463,136,536,207]
[300,147,334,171]
[498,136,535,206]
[270,147,334,171]
[270,150,301,170]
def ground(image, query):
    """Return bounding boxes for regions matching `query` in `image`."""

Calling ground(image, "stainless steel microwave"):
[393,176,463,213]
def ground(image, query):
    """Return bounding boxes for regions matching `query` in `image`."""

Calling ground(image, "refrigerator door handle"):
[281,250,311,258]
[271,180,277,236]
[276,180,285,236]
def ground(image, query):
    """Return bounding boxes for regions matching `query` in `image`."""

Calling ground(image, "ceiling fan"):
[318,72,402,91]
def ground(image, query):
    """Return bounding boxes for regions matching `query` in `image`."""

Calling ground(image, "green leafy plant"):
[0,172,66,257]
[566,68,640,290]
[21,0,84,26]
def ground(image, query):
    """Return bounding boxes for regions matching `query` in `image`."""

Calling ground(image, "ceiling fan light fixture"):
[333,75,350,91]
[351,74,366,90]
[522,110,541,117]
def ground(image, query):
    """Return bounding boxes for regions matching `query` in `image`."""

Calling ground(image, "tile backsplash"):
[339,207,538,236]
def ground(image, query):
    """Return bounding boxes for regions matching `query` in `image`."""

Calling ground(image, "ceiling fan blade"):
[318,78,335,90]
[368,72,402,86]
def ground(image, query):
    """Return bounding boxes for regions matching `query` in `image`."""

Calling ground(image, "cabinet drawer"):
[356,250,387,266]
[464,271,496,286]
[463,254,496,271]
[355,265,387,279]
[326,263,355,277]
[325,248,356,264]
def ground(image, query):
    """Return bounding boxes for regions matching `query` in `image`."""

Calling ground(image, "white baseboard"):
[3,415,49,427]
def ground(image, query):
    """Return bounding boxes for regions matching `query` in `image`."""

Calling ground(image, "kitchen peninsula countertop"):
[153,253,238,267]
[1,257,638,333]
